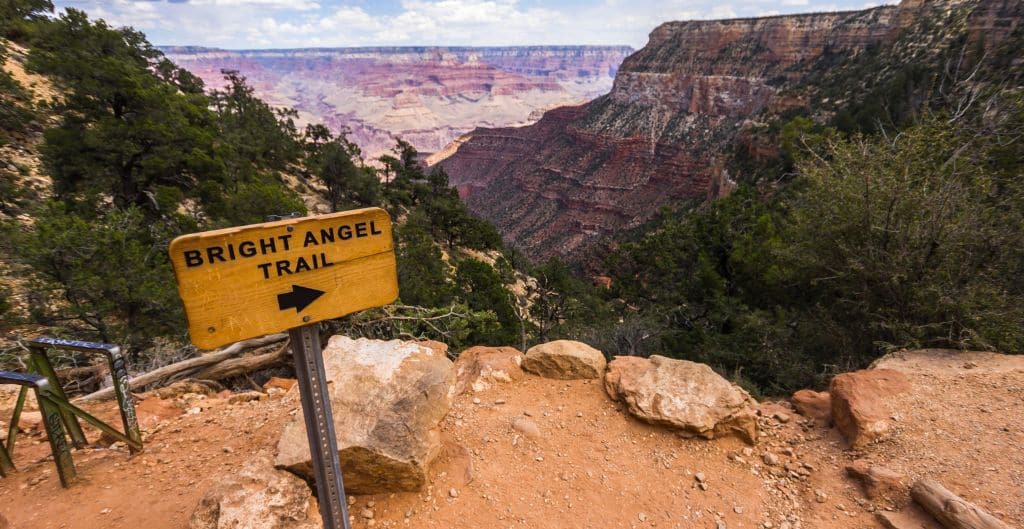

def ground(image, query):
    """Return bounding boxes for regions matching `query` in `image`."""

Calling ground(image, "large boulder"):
[829,369,911,448]
[190,455,321,529]
[521,340,606,380]
[275,337,454,494]
[604,355,759,443]
[453,346,524,394]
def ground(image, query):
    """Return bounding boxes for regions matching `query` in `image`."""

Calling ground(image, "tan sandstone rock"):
[190,455,321,529]
[454,346,524,394]
[604,355,759,444]
[522,340,606,380]
[830,369,910,448]
[791,389,831,425]
[275,336,454,493]
[511,417,542,440]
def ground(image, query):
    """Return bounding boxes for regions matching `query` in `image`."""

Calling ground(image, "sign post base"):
[289,324,352,529]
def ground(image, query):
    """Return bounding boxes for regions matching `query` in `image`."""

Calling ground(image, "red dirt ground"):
[1,351,1020,529]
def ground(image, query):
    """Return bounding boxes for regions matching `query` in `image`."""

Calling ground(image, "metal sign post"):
[289,325,351,529]
[169,208,400,529]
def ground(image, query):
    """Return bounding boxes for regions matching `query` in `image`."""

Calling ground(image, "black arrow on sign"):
[277,284,325,312]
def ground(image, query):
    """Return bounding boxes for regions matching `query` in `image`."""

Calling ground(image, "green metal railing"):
[1,337,143,487]
[0,371,77,486]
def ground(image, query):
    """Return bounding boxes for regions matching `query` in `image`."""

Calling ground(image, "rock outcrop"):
[790,389,831,425]
[830,369,911,448]
[438,0,1022,263]
[453,346,524,394]
[162,46,632,161]
[845,460,907,502]
[521,340,606,380]
[275,336,454,493]
[604,355,759,443]
[190,455,321,529]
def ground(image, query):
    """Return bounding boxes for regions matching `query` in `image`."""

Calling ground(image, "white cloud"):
[55,0,902,49]
[708,5,737,18]
[192,0,319,9]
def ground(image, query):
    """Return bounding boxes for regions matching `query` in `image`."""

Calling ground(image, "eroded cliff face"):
[438,0,1018,263]
[162,46,632,160]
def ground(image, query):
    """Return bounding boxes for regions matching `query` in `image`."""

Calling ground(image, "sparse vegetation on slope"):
[589,2,1024,392]
[0,2,603,376]
[603,106,1024,394]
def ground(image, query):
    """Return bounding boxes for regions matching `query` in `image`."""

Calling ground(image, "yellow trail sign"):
[169,208,398,350]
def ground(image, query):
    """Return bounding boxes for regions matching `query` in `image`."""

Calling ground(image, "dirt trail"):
[1,351,1021,529]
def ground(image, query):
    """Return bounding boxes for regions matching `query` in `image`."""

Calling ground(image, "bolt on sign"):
[169,207,399,350]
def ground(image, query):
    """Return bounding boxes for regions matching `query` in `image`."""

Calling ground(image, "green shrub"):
[602,107,1024,393]
[205,177,307,227]
[454,258,519,346]
[12,205,184,351]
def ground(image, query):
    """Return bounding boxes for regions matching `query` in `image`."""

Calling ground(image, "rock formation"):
[845,460,907,502]
[190,455,321,529]
[437,0,1021,263]
[275,336,454,493]
[453,345,524,394]
[162,46,632,160]
[829,369,911,448]
[790,389,832,425]
[521,340,606,380]
[604,355,759,443]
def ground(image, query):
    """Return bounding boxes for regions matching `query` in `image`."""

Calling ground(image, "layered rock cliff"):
[437,0,1021,263]
[162,46,632,160]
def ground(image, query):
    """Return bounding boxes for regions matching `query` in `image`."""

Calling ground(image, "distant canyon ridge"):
[434,0,1022,264]
[162,46,633,160]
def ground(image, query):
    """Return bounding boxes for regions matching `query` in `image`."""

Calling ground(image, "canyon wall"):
[437,0,1020,263]
[162,46,632,160]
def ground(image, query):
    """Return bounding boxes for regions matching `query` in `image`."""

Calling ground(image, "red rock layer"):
[162,46,633,159]
[439,0,1020,263]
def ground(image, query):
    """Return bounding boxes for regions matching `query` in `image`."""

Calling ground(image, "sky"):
[52,0,898,50]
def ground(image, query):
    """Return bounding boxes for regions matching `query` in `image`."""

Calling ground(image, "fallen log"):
[77,334,288,402]
[56,363,107,394]
[911,479,1014,529]
[191,340,291,381]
